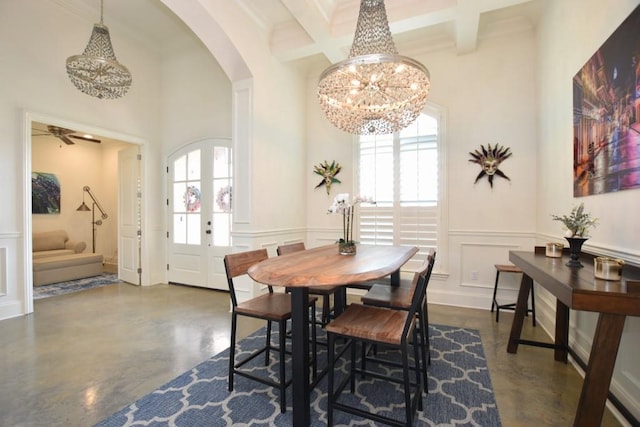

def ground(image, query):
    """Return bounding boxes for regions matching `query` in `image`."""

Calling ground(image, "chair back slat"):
[276,243,306,294]
[224,249,269,307]
[276,242,305,256]
[402,249,436,339]
[224,249,268,278]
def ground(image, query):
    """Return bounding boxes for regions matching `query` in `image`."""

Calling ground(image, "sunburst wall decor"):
[313,160,342,195]
[468,144,512,188]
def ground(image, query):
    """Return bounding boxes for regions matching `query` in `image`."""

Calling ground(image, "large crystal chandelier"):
[66,0,132,99]
[317,0,430,135]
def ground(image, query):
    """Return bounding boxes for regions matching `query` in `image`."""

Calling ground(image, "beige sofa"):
[32,230,103,286]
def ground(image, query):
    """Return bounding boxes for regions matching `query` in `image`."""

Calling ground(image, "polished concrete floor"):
[0,282,624,427]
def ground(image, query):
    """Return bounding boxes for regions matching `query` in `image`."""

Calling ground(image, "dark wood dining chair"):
[325,252,435,427]
[277,242,341,326]
[224,248,318,413]
[360,250,436,389]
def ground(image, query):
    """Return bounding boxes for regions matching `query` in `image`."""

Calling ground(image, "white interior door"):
[118,146,142,285]
[167,139,232,290]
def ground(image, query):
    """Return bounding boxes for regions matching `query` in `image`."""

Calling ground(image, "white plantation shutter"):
[398,205,438,248]
[359,205,394,245]
[357,110,442,269]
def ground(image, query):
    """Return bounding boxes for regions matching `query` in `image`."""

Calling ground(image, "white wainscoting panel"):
[229,229,308,301]
[232,78,252,225]
[0,247,6,297]
[459,241,524,289]
[0,233,24,320]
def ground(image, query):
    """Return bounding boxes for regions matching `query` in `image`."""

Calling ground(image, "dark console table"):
[508,248,640,427]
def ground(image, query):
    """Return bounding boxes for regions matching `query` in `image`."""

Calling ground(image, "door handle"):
[205,230,212,234]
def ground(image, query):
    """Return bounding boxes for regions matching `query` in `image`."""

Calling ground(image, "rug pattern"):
[96,324,500,426]
[33,274,122,299]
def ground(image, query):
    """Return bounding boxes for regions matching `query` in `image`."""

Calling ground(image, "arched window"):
[356,103,447,270]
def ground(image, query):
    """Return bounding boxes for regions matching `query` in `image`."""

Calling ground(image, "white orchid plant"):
[328,193,375,244]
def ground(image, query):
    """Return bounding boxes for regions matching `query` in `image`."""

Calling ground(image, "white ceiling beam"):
[478,0,537,12]
[271,0,539,62]
[455,0,480,54]
[276,0,347,63]
[454,0,536,54]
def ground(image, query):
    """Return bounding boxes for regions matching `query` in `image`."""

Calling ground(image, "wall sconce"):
[76,186,108,253]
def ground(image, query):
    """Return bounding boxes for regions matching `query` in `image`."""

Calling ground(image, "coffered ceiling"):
[56,0,543,66]
[237,0,543,62]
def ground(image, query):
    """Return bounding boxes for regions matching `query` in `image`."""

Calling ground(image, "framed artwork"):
[32,172,60,214]
[572,4,640,197]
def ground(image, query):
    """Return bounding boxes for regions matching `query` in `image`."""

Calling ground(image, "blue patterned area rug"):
[96,324,500,426]
[34,274,122,300]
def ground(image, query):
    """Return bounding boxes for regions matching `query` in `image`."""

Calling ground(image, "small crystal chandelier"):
[66,0,132,99]
[317,0,430,135]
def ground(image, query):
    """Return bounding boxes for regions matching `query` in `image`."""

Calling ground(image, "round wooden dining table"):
[248,244,418,426]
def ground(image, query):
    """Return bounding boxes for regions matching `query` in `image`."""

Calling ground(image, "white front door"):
[167,139,232,290]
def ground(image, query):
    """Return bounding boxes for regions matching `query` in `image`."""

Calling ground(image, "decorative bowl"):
[594,257,624,281]
[545,243,564,258]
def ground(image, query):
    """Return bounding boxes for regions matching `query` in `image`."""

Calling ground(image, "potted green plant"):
[551,203,598,238]
[551,203,598,267]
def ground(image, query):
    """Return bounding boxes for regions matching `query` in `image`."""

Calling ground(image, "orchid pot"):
[338,240,357,256]
[327,193,375,256]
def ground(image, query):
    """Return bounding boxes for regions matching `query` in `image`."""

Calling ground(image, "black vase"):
[565,237,588,268]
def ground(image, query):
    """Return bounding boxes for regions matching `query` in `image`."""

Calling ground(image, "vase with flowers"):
[551,203,598,268]
[328,193,374,255]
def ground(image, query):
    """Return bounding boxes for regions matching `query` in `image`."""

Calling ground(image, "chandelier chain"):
[317,0,430,135]
[349,0,397,57]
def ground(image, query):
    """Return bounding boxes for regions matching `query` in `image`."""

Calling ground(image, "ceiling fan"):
[32,125,101,145]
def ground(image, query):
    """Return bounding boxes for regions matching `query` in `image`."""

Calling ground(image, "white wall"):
[161,0,308,240]
[537,0,640,258]
[0,0,238,300]
[305,68,355,246]
[161,38,232,153]
[536,0,640,421]
[250,61,308,232]
[306,28,539,308]
[0,0,164,318]
[0,0,310,319]
[1,0,639,420]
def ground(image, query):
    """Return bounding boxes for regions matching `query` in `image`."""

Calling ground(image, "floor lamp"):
[76,186,108,253]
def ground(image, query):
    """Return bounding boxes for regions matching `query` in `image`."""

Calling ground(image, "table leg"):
[334,287,346,317]
[555,300,569,362]
[290,287,310,426]
[507,273,532,353]
[390,269,400,286]
[573,313,626,427]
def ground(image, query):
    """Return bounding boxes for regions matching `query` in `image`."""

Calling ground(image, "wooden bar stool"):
[360,251,436,390]
[325,256,434,427]
[224,249,319,413]
[491,264,536,326]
